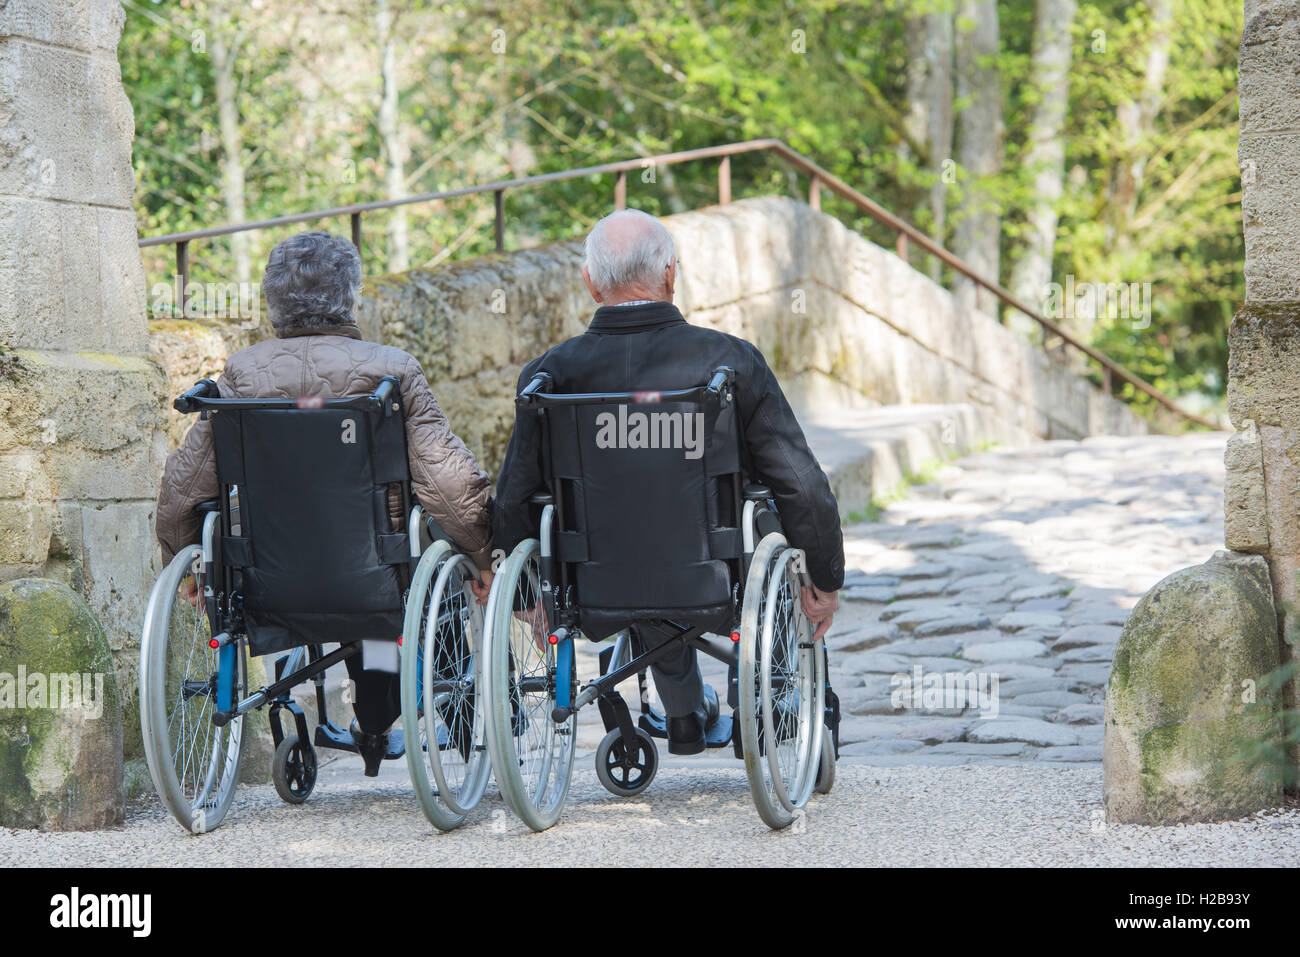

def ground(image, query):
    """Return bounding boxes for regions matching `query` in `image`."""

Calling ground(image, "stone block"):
[0,577,124,830]
[1103,551,1283,823]
[1224,421,1269,552]
[1238,134,1300,302]
[1239,1,1300,136]
[0,0,125,54]
[0,349,169,500]
[0,199,148,352]
[0,37,136,208]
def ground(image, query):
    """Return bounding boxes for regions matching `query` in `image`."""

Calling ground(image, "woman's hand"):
[469,568,494,606]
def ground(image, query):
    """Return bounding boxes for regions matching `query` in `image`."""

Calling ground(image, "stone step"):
[793,401,1023,519]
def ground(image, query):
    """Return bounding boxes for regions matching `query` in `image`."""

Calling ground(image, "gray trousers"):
[632,624,704,718]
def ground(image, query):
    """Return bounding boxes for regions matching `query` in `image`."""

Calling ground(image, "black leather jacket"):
[493,300,845,593]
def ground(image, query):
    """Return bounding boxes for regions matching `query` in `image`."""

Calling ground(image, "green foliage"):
[1238,658,1300,789]
[121,0,1242,413]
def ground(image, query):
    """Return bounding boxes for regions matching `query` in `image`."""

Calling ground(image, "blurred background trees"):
[122,0,1243,419]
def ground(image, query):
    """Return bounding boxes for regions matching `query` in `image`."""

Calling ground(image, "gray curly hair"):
[262,231,362,333]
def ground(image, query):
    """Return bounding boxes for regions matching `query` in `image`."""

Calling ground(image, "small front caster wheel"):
[272,734,317,805]
[595,727,658,797]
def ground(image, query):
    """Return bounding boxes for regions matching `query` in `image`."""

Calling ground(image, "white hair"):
[583,209,676,296]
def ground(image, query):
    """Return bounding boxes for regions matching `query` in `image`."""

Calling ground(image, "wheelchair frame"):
[140,376,491,833]
[481,366,837,831]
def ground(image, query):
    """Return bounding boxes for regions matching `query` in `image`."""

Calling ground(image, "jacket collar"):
[587,300,686,334]
[276,323,363,341]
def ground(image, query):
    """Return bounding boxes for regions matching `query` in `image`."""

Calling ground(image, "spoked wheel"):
[482,539,576,832]
[272,734,317,805]
[400,540,492,831]
[595,727,658,797]
[140,546,246,834]
[738,532,825,830]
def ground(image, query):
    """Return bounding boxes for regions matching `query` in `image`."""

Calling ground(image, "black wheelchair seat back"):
[207,386,412,656]
[532,370,746,640]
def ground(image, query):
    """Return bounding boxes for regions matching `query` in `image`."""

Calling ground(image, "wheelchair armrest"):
[743,483,772,501]
[423,512,453,544]
[193,498,221,513]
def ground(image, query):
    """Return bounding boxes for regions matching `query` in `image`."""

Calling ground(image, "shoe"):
[667,685,720,756]
[350,719,390,777]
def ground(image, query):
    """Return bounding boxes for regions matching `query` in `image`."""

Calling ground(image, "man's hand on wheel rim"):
[800,585,838,642]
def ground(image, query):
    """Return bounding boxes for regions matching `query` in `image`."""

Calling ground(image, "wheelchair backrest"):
[523,369,744,636]
[187,378,412,655]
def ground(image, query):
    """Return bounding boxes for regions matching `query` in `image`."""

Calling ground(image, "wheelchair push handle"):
[516,371,554,408]
[705,365,735,398]
[170,375,403,415]
[174,378,220,413]
[514,366,736,409]
[371,375,400,416]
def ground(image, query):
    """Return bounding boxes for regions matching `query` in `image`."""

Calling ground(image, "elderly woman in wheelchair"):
[142,231,494,833]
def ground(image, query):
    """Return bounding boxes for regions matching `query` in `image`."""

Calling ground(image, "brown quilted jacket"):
[155,323,494,570]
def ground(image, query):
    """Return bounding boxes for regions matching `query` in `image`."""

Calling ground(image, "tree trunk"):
[209,1,249,289]
[1007,0,1077,338]
[902,8,954,281]
[903,14,929,166]
[376,0,408,272]
[953,0,1003,316]
[1109,0,1174,247]
[924,8,955,282]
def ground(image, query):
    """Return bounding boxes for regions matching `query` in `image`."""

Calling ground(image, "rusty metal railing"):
[138,138,1215,430]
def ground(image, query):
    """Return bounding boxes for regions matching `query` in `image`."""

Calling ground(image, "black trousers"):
[344,652,400,733]
[631,624,704,718]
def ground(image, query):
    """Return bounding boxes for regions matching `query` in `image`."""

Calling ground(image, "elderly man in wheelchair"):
[142,231,496,833]
[487,208,844,831]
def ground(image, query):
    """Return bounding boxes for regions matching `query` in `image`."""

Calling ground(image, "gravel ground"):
[3,757,1298,867]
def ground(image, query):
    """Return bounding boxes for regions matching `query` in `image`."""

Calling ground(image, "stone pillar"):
[0,2,168,750]
[1226,0,1300,760]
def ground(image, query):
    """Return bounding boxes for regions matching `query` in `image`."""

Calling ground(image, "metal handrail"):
[138,138,1214,429]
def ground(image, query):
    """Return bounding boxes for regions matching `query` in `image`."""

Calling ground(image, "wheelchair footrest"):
[384,727,405,759]
[313,721,407,759]
[704,714,733,749]
[637,709,667,739]
[639,707,731,748]
[315,720,357,753]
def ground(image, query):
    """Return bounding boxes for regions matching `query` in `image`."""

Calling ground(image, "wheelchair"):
[139,376,490,834]
[482,366,839,832]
